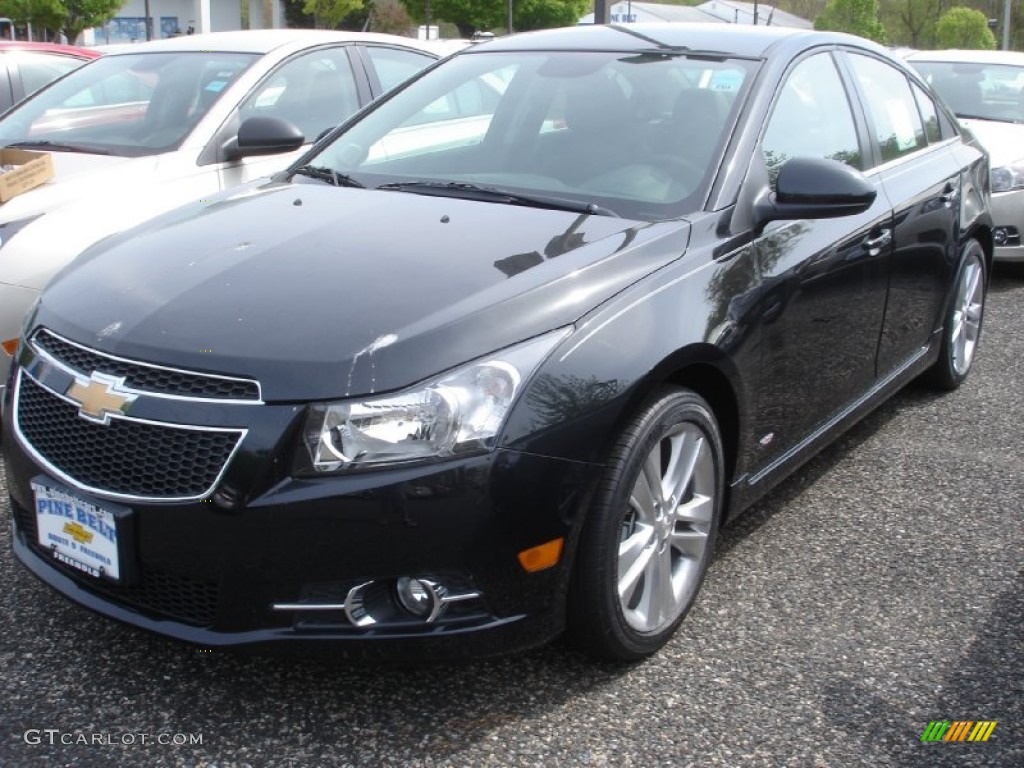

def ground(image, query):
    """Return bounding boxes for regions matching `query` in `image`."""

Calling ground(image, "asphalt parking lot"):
[1,266,1021,768]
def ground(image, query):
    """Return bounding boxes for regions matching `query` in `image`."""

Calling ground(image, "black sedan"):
[1,24,991,661]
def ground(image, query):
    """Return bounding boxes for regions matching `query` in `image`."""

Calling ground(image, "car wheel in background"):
[568,387,724,661]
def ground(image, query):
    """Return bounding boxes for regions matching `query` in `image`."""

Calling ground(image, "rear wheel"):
[568,387,723,661]
[925,239,986,390]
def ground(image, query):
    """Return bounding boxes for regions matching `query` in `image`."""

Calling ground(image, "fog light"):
[994,227,1007,246]
[396,577,438,619]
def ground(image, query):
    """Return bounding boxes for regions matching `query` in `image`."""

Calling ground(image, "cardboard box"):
[0,148,54,203]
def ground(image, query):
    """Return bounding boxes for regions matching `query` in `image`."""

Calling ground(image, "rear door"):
[840,52,961,375]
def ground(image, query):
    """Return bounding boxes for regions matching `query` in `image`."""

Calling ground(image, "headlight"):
[991,160,1024,193]
[302,328,570,472]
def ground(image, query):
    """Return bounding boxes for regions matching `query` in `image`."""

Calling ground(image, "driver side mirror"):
[754,157,876,226]
[222,115,305,162]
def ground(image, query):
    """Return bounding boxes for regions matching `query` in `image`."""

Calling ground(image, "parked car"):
[0,30,449,403]
[1,24,991,661]
[906,49,1024,262]
[0,40,100,112]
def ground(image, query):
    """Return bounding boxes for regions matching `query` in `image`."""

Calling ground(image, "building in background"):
[697,1,811,28]
[579,1,810,29]
[86,0,286,45]
[579,2,723,24]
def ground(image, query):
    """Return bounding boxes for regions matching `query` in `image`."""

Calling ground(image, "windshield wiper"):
[4,140,111,155]
[376,181,617,217]
[956,113,1021,124]
[292,164,364,188]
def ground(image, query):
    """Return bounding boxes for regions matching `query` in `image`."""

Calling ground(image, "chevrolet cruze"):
[2,24,991,661]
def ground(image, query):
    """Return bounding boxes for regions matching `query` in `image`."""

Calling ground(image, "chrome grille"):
[33,329,260,401]
[16,373,243,501]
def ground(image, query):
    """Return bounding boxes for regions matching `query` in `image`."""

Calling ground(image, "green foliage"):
[62,0,121,44]
[878,0,940,48]
[369,0,413,34]
[401,0,587,37]
[0,0,66,34]
[934,7,996,50]
[814,0,887,44]
[303,0,364,29]
[513,0,589,32]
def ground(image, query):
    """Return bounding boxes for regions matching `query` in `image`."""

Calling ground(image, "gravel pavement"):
[1,267,1021,768]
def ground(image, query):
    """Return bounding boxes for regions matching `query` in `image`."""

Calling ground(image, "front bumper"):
[992,188,1024,262]
[2,372,600,660]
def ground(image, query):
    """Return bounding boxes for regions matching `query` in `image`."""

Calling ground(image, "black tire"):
[925,239,986,391]
[567,386,724,661]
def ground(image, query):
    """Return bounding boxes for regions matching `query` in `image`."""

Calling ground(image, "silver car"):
[0,29,448,405]
[907,49,1024,262]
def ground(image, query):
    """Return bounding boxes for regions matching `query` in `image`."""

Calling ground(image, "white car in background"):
[0,29,448,401]
[906,49,1024,263]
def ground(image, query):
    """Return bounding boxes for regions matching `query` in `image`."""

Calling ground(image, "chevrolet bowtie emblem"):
[65,372,137,424]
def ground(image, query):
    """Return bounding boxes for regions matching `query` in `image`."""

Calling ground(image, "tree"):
[512,0,589,32]
[934,7,997,49]
[878,0,941,48]
[401,0,501,38]
[369,0,413,34]
[0,0,65,39]
[303,0,364,29]
[400,0,587,37]
[61,0,121,44]
[814,0,887,44]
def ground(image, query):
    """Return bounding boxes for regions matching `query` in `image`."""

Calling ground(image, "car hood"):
[35,180,691,401]
[959,119,1024,167]
[0,151,150,224]
[0,150,227,292]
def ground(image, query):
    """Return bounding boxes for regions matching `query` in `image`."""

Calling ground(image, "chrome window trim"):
[13,368,248,504]
[31,328,264,405]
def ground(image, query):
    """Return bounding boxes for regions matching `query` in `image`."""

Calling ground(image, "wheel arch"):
[621,344,746,513]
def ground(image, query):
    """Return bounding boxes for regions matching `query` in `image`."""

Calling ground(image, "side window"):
[911,82,942,143]
[364,46,434,93]
[847,54,926,164]
[239,47,359,142]
[16,53,85,97]
[763,53,862,187]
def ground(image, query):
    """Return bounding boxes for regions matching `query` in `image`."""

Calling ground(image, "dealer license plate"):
[32,481,122,581]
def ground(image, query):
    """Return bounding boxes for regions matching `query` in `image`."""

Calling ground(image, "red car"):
[0,41,100,112]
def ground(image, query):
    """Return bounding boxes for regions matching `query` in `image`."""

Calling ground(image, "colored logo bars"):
[921,721,998,742]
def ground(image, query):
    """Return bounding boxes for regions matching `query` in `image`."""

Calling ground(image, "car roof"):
[906,49,1024,66]
[0,40,100,58]
[99,29,440,57]
[468,23,886,60]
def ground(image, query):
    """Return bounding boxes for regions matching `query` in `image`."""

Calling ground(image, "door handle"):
[940,183,957,206]
[864,228,892,254]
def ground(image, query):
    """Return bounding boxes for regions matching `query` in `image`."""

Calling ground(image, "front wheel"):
[925,239,986,391]
[568,387,724,661]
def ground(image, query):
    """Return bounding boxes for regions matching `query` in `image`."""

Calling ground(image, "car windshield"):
[304,49,756,221]
[913,60,1024,123]
[0,51,258,157]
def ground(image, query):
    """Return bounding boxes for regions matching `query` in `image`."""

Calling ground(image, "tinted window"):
[310,50,756,221]
[848,54,926,164]
[0,52,256,156]
[15,52,85,96]
[364,46,435,92]
[240,47,359,142]
[763,53,862,185]
[911,60,1024,123]
[911,82,942,143]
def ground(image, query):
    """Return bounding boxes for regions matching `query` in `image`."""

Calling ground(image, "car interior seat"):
[544,72,636,185]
